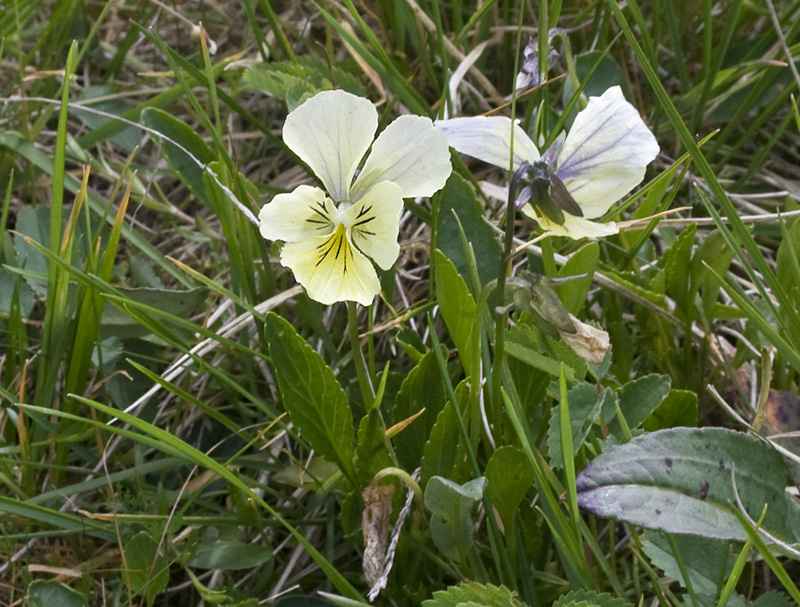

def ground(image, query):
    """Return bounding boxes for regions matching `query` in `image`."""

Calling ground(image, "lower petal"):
[520,205,619,239]
[345,181,402,270]
[259,185,335,243]
[280,225,381,306]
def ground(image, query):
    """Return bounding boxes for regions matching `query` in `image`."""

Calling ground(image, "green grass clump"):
[1,1,800,606]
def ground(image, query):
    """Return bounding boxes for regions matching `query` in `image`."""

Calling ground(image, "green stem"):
[348,301,374,406]
[551,29,586,109]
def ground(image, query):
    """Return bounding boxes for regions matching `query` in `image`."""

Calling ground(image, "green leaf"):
[548,384,616,469]
[141,107,216,206]
[355,409,394,485]
[485,446,533,533]
[576,427,800,541]
[434,249,477,369]
[425,476,486,561]
[661,223,696,318]
[606,374,671,438]
[391,348,448,470]
[555,241,599,315]
[642,389,699,431]
[641,531,736,599]
[690,228,735,319]
[421,400,467,487]
[552,589,633,607]
[265,313,357,485]
[422,582,525,607]
[188,538,273,570]
[752,591,796,607]
[504,322,581,382]
[124,531,170,607]
[433,173,501,289]
[26,581,88,607]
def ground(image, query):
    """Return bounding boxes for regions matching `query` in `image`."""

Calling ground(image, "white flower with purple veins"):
[435,86,659,239]
[259,89,452,305]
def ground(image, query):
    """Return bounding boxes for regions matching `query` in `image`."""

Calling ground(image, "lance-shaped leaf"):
[265,313,356,485]
[576,427,800,541]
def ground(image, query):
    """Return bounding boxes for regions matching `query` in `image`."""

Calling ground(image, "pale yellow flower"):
[260,90,452,305]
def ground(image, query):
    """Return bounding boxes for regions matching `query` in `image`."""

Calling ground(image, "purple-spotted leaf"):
[576,427,800,541]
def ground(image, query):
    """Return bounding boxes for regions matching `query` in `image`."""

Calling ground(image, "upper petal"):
[280,224,381,306]
[345,181,403,270]
[259,185,336,243]
[351,115,452,200]
[555,86,659,219]
[520,204,619,239]
[435,116,540,170]
[283,90,378,202]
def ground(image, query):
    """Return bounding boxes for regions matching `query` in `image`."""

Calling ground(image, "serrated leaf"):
[391,348,448,469]
[576,427,800,541]
[434,249,477,369]
[422,581,525,607]
[27,581,88,607]
[188,538,273,570]
[124,531,170,607]
[141,107,216,206]
[752,590,796,607]
[485,446,533,533]
[548,384,615,469]
[552,589,633,607]
[433,173,501,289]
[265,313,356,484]
[425,476,486,561]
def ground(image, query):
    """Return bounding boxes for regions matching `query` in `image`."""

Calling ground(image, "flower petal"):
[520,204,619,239]
[435,116,540,170]
[555,86,659,219]
[283,90,378,202]
[259,185,336,243]
[351,115,452,200]
[345,181,403,270]
[280,224,381,306]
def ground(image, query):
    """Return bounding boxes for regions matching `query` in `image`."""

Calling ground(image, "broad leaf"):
[606,374,671,438]
[485,446,533,533]
[576,427,800,541]
[188,538,273,570]
[124,531,170,607]
[27,581,88,607]
[265,313,357,484]
[421,400,467,487]
[425,476,486,561]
